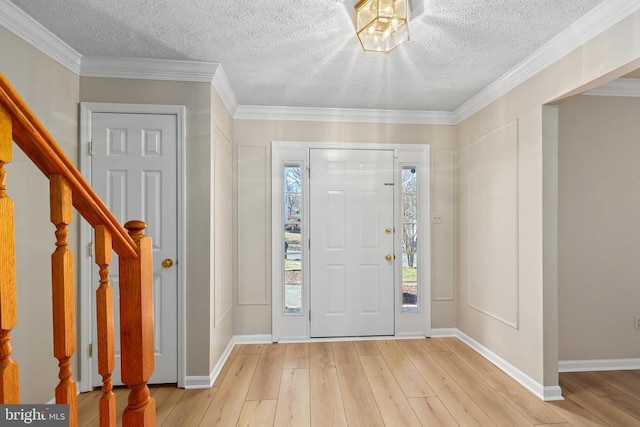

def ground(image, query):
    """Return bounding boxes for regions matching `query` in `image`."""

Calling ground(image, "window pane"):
[284,165,302,315]
[402,167,418,312]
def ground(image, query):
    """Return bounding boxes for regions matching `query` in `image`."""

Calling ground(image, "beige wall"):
[558,94,640,360]
[79,77,219,376]
[456,11,640,388]
[233,120,457,334]
[0,27,79,402]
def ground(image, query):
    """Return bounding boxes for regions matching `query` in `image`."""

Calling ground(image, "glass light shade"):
[355,0,410,53]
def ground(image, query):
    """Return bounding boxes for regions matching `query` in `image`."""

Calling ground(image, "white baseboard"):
[184,337,236,389]
[559,358,640,372]
[430,328,458,337]
[454,330,563,402]
[233,334,273,344]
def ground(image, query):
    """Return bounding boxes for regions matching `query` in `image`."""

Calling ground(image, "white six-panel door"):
[90,112,178,385]
[309,149,395,337]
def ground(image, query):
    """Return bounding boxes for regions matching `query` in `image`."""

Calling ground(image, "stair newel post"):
[49,174,78,427]
[120,220,156,426]
[94,225,116,427]
[0,105,19,403]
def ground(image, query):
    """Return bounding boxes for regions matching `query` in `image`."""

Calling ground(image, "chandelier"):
[355,0,411,53]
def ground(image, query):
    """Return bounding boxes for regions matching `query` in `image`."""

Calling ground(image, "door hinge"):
[88,343,93,358]
[308,239,311,250]
[309,311,311,321]
[87,242,93,257]
[88,141,93,156]
[384,182,394,186]
[307,166,311,178]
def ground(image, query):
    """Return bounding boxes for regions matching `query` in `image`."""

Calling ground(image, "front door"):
[309,149,395,337]
[90,112,178,385]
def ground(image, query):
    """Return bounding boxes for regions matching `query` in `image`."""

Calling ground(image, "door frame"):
[271,141,431,341]
[78,102,187,391]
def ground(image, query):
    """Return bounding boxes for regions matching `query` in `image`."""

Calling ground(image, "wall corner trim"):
[211,64,239,117]
[559,358,640,372]
[0,0,81,74]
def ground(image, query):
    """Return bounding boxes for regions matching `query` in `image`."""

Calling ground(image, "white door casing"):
[309,149,395,337]
[79,103,186,390]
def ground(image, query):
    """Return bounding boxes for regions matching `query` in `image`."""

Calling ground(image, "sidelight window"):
[283,165,303,315]
[401,166,419,312]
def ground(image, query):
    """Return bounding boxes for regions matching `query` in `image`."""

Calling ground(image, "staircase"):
[0,73,156,426]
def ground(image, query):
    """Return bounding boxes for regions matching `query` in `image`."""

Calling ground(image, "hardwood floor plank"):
[213,344,240,388]
[161,388,217,427]
[332,341,385,427]
[360,355,421,426]
[284,343,309,369]
[310,366,347,427]
[238,344,266,354]
[237,400,277,427]
[546,399,609,427]
[274,368,311,427]
[353,340,380,356]
[601,394,640,421]
[562,371,624,396]
[440,336,566,425]
[77,389,101,426]
[560,375,640,426]
[589,370,640,400]
[376,340,435,398]
[199,354,260,426]
[398,339,496,426]
[86,388,129,427]
[430,350,534,426]
[151,385,186,425]
[246,344,286,400]
[309,342,336,370]
[408,397,459,427]
[419,337,449,352]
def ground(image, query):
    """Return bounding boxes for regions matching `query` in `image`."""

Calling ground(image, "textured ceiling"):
[10,0,604,111]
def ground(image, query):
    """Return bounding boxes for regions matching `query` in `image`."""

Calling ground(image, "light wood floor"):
[77,337,640,426]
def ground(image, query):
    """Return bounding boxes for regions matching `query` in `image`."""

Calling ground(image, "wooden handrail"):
[0,73,156,426]
[0,73,137,259]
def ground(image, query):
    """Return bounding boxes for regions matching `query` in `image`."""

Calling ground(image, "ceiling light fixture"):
[355,0,411,53]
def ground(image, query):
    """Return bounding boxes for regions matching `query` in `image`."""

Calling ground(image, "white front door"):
[90,112,178,385]
[309,149,395,337]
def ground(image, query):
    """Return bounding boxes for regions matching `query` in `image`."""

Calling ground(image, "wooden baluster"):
[95,225,115,427]
[50,175,77,427]
[120,220,156,426]
[0,105,19,403]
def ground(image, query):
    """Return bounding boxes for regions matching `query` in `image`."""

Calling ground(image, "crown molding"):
[583,78,640,97]
[211,65,239,116]
[234,105,457,125]
[455,0,640,123]
[80,56,220,83]
[0,0,81,74]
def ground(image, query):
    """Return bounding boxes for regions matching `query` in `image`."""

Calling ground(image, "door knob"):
[162,258,174,268]
[385,227,392,234]
[385,254,393,261]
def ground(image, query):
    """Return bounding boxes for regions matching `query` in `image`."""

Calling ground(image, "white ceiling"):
[9,0,605,112]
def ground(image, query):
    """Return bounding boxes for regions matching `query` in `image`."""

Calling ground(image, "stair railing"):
[0,72,156,427]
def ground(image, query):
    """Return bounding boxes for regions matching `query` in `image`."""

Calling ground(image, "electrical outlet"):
[635,316,640,331]
[431,212,443,224]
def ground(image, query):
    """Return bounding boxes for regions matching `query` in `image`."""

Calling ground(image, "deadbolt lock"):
[385,254,393,261]
[385,227,392,234]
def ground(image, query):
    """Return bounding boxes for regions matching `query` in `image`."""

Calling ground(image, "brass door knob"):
[385,254,393,261]
[162,258,174,268]
[385,227,392,234]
